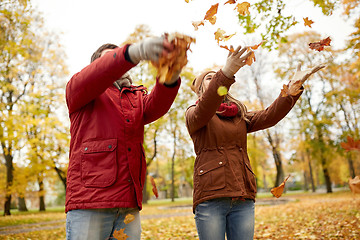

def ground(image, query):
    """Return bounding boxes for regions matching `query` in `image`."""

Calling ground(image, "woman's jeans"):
[66,208,141,240]
[195,198,255,240]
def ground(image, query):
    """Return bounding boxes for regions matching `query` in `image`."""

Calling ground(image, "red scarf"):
[196,101,239,117]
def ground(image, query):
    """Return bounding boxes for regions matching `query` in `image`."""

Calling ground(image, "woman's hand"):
[222,45,253,79]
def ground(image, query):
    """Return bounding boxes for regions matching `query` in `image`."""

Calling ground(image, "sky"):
[31,0,355,79]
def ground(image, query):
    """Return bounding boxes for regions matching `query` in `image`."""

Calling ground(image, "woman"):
[185,45,324,240]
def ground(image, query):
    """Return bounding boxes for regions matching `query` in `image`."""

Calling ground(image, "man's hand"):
[222,45,253,79]
[128,36,174,64]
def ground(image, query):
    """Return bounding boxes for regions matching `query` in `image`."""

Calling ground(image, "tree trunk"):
[53,165,67,190]
[142,173,149,204]
[307,149,316,192]
[38,178,46,211]
[301,151,309,191]
[4,152,14,216]
[18,197,28,211]
[346,153,356,178]
[171,126,177,202]
[320,154,332,193]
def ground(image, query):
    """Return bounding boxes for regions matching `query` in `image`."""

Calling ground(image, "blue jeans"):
[66,208,141,240]
[195,198,255,240]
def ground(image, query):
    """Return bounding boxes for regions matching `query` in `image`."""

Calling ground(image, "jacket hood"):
[191,70,216,94]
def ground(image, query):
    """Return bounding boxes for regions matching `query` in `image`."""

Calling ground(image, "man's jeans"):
[66,208,141,240]
[195,198,255,240]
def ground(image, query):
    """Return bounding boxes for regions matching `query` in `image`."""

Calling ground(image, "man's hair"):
[90,43,118,63]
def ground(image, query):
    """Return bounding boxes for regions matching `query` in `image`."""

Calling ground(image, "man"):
[65,36,181,240]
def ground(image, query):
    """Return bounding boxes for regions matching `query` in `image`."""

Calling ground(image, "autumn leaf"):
[150,176,159,198]
[220,45,234,52]
[204,3,219,22]
[234,2,250,16]
[249,40,264,50]
[224,0,237,4]
[245,49,255,66]
[214,28,236,44]
[309,36,331,52]
[192,20,205,31]
[217,86,228,96]
[348,176,360,194]
[303,17,314,28]
[271,175,290,198]
[151,33,195,84]
[281,80,303,97]
[208,15,217,25]
[340,136,360,152]
[113,228,129,240]
[124,214,135,224]
[184,0,191,3]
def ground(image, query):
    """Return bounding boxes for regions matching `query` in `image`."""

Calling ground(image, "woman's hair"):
[196,72,249,123]
[90,43,118,63]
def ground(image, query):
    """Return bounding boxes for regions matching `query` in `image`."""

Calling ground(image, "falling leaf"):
[245,49,255,66]
[204,3,219,21]
[214,28,236,44]
[271,175,290,198]
[220,45,235,52]
[340,136,360,152]
[217,86,228,96]
[303,17,314,28]
[234,2,250,16]
[192,20,205,31]
[249,40,264,50]
[152,33,195,84]
[309,36,331,52]
[150,176,159,198]
[124,214,135,224]
[113,228,129,240]
[208,15,217,25]
[349,176,360,194]
[184,0,191,3]
[224,0,237,4]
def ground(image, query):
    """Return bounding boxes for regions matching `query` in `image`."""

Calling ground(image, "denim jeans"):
[66,208,141,240]
[195,198,255,240]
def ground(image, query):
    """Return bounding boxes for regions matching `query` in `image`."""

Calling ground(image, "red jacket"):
[65,45,180,212]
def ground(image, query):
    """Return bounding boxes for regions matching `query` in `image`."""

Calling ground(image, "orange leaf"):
[234,2,250,16]
[208,15,217,25]
[249,40,264,50]
[204,3,219,21]
[192,20,205,31]
[271,175,290,198]
[340,136,360,152]
[220,45,235,52]
[150,176,159,198]
[124,214,135,224]
[303,17,314,28]
[309,36,331,52]
[280,84,289,97]
[245,49,255,66]
[349,176,360,194]
[214,28,236,44]
[152,33,195,84]
[113,228,129,240]
[224,0,237,4]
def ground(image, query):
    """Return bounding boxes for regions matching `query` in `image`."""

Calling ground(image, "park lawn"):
[0,191,359,240]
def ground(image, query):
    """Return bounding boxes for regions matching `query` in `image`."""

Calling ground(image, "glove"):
[128,37,166,64]
[222,45,253,78]
[165,69,181,86]
[288,63,326,95]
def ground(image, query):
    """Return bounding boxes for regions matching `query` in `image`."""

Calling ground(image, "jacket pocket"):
[81,139,117,188]
[197,159,227,191]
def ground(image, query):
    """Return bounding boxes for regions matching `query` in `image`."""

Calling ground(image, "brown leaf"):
[113,228,129,240]
[249,40,264,50]
[340,136,360,152]
[214,28,236,44]
[220,45,235,52]
[224,0,237,4]
[204,3,219,21]
[234,2,250,16]
[152,33,195,84]
[303,17,314,28]
[124,214,135,224]
[280,84,289,97]
[309,36,331,52]
[349,176,360,194]
[245,49,255,66]
[150,176,159,198]
[271,175,290,198]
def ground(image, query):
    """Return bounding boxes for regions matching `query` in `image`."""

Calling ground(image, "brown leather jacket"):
[185,70,301,212]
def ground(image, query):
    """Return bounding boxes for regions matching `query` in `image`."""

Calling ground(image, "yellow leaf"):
[303,17,314,28]
[217,86,228,96]
[192,20,205,31]
[113,228,129,240]
[234,2,250,16]
[124,214,135,224]
[271,175,290,198]
[204,3,219,21]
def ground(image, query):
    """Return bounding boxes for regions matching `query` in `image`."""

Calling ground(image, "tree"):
[0,0,68,215]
